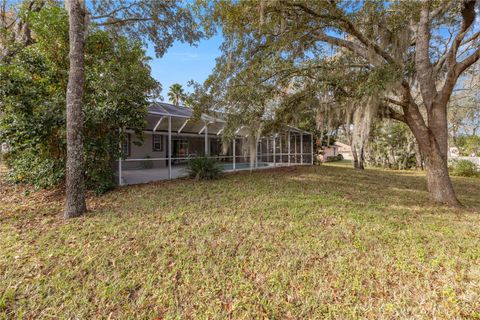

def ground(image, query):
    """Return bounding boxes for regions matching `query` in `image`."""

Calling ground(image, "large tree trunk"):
[64,0,87,218]
[405,111,460,206]
[352,145,359,168]
[358,146,365,170]
[414,142,423,170]
[351,145,365,170]
[421,141,460,206]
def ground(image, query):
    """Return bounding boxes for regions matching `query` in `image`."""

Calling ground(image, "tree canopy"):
[200,0,480,205]
[0,3,158,194]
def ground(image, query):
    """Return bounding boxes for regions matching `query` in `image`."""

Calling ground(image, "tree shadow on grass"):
[285,165,480,212]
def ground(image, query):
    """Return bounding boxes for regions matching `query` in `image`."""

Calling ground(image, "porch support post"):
[233,137,236,171]
[256,139,259,168]
[288,130,291,166]
[294,133,297,164]
[267,137,270,163]
[279,133,282,164]
[168,116,172,179]
[118,129,123,186]
[311,133,314,165]
[118,157,122,185]
[273,134,276,167]
[204,122,208,156]
[301,133,304,164]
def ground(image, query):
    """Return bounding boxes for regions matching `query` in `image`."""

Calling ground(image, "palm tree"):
[183,96,194,108]
[167,83,185,106]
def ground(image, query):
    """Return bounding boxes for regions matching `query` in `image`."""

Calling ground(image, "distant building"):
[334,141,352,160]
[448,147,460,158]
[319,141,352,162]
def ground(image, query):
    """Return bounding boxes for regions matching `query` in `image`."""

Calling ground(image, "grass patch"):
[1,163,479,319]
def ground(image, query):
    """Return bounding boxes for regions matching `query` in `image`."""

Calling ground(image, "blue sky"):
[147,34,223,100]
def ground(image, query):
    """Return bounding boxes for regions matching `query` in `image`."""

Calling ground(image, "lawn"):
[1,163,480,319]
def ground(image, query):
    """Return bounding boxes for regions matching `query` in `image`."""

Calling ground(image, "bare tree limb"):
[384,97,408,108]
[382,105,406,123]
[415,4,437,111]
[90,3,140,20]
[95,17,155,27]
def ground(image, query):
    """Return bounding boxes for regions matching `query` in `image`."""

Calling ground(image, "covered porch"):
[116,103,314,185]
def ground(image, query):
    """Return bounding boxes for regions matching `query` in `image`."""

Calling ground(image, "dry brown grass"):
[1,163,479,319]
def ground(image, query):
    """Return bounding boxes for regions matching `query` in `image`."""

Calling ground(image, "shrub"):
[5,151,65,188]
[0,5,157,195]
[325,155,343,162]
[143,155,153,169]
[451,159,479,177]
[186,156,223,180]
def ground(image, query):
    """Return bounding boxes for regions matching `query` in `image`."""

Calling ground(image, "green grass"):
[1,163,480,319]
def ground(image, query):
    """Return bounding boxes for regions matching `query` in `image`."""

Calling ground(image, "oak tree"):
[204,0,480,206]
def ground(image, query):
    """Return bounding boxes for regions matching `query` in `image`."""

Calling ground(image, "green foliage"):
[450,160,479,178]
[143,156,153,169]
[455,135,480,157]
[367,122,417,170]
[0,5,158,194]
[325,155,343,162]
[4,151,65,188]
[186,156,223,180]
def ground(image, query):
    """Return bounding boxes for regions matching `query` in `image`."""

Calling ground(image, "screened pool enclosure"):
[116,103,314,185]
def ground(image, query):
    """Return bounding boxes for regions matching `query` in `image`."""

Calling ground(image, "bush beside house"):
[450,159,479,178]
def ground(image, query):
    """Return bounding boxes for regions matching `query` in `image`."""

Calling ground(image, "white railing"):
[116,153,313,185]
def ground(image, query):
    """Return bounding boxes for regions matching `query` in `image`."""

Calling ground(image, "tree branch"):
[415,4,437,111]
[312,31,373,64]
[445,0,476,70]
[438,0,478,106]
[384,97,408,108]
[95,17,155,27]
[91,3,139,20]
[285,2,395,66]
[456,47,480,74]
[382,105,406,123]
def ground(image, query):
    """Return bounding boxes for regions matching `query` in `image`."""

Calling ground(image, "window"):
[152,134,163,152]
[121,133,131,157]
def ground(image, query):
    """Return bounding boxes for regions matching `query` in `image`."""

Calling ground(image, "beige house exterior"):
[319,141,352,162]
[334,141,353,160]
[117,102,314,185]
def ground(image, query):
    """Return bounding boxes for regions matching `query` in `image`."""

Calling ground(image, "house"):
[118,102,314,185]
[334,141,353,160]
[448,146,460,158]
[319,141,352,162]
[320,144,339,162]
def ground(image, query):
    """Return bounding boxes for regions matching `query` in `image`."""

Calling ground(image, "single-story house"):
[335,141,353,160]
[319,141,352,162]
[117,102,314,185]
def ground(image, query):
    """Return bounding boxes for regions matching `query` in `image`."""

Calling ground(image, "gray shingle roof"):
[148,102,192,118]
[147,102,310,135]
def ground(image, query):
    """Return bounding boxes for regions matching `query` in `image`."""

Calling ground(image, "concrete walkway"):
[117,162,306,185]
[118,167,188,185]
